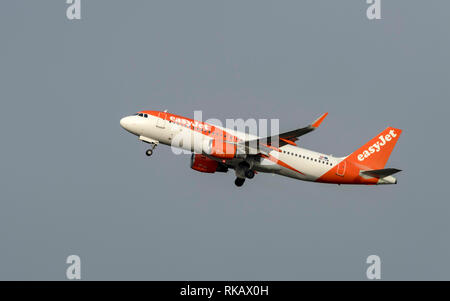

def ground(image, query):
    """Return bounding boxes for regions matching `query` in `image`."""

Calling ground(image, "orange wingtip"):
[311,112,328,128]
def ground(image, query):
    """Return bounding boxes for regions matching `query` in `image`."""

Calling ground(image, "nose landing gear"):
[145,143,157,157]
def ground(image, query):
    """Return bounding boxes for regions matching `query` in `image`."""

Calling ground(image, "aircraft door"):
[336,161,346,176]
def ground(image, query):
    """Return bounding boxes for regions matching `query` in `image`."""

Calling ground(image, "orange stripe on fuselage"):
[262,154,305,176]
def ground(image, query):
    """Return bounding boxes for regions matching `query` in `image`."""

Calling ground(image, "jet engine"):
[190,154,228,173]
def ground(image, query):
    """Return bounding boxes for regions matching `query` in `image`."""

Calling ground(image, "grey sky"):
[0,0,449,280]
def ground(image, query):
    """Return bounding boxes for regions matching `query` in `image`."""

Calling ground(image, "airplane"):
[120,110,402,187]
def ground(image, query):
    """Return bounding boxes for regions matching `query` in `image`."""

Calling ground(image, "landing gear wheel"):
[145,142,157,157]
[245,169,255,179]
[235,178,245,187]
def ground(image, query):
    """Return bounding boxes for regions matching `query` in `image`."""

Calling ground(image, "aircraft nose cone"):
[120,116,141,135]
[120,117,129,129]
[120,116,134,131]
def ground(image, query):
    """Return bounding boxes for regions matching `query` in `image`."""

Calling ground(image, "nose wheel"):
[145,143,157,157]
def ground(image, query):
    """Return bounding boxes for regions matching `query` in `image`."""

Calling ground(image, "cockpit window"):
[144,114,148,118]
[139,113,143,117]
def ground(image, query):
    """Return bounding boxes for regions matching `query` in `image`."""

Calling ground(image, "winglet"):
[311,112,328,128]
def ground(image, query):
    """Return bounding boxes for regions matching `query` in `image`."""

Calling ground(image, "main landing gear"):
[145,143,157,157]
[234,168,256,187]
[235,178,245,187]
[245,169,255,179]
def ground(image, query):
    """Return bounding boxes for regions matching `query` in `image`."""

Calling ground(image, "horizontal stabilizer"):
[360,168,402,178]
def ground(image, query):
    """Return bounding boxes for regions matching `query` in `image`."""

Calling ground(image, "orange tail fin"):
[347,127,402,170]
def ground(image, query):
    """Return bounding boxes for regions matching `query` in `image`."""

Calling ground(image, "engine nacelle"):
[190,154,217,173]
[190,154,228,173]
[202,139,237,159]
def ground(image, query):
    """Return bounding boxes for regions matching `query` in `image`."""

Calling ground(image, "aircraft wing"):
[241,112,328,154]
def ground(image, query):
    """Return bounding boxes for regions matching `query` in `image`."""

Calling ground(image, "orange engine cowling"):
[190,154,219,173]
[190,154,228,173]
[203,139,237,159]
